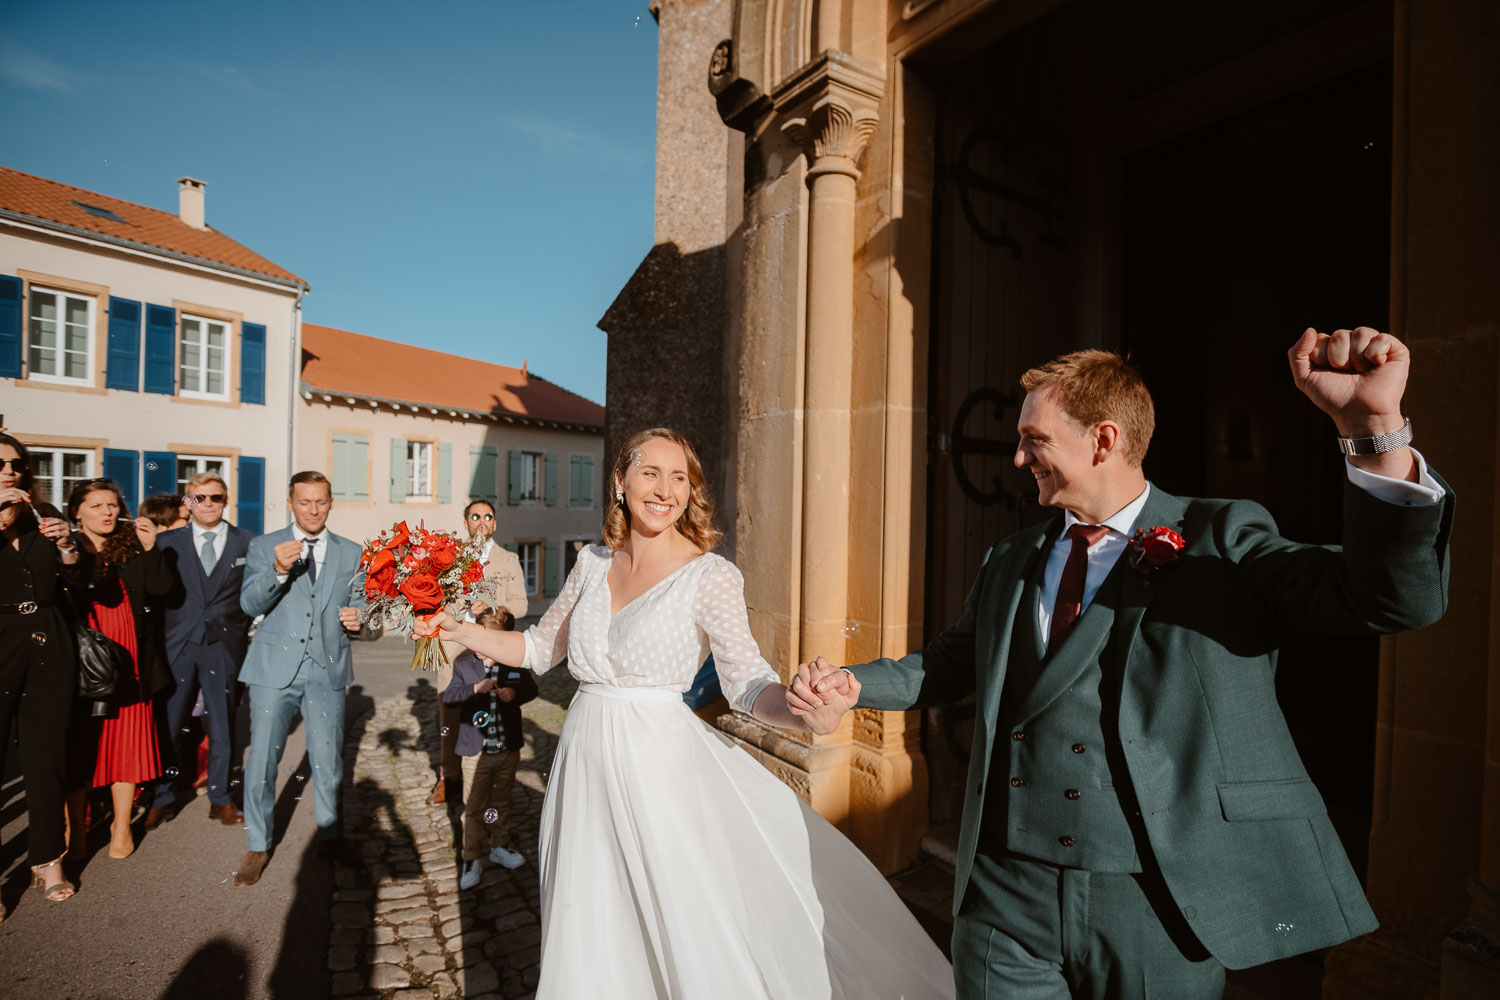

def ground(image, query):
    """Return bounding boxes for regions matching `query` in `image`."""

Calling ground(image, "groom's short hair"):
[1020,350,1154,465]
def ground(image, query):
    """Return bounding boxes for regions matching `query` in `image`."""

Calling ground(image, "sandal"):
[30,859,76,902]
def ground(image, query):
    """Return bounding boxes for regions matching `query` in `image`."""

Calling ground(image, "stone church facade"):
[603,2,1499,996]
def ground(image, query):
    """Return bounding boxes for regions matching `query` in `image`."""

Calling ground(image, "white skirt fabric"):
[535,684,955,1000]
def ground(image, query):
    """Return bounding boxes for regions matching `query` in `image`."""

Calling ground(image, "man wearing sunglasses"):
[426,499,529,805]
[147,472,255,829]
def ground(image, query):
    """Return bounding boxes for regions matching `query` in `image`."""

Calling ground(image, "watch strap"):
[1338,417,1412,456]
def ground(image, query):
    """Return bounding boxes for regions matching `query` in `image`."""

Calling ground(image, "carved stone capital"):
[773,50,884,178]
[781,98,879,174]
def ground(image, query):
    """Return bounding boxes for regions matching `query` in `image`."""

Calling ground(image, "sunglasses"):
[0,458,28,472]
[467,511,495,521]
[190,493,228,504]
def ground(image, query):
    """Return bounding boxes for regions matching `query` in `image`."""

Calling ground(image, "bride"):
[418,428,954,999]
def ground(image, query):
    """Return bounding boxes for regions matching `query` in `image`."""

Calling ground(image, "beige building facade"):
[1,169,305,531]
[297,324,606,612]
[607,1,1500,996]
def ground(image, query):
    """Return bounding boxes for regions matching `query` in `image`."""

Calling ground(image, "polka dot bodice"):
[521,545,780,713]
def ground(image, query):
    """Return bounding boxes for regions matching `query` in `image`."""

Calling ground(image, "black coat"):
[0,520,76,688]
[68,542,174,701]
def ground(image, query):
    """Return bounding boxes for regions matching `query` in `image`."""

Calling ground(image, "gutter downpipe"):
[286,287,304,529]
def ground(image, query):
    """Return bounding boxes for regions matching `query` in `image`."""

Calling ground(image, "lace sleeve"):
[693,556,781,713]
[521,548,589,674]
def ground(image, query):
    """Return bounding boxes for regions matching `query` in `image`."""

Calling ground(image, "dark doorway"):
[1121,62,1393,879]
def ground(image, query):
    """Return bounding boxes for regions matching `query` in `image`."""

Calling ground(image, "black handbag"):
[75,622,120,707]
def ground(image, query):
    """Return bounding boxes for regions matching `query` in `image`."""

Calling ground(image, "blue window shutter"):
[544,453,558,506]
[237,456,265,533]
[545,538,561,595]
[0,275,21,378]
[331,434,352,502]
[240,321,266,405]
[102,449,140,513]
[389,437,406,503]
[437,442,452,504]
[143,304,176,394]
[143,451,176,497]
[106,297,142,391]
[507,450,521,505]
[351,434,368,502]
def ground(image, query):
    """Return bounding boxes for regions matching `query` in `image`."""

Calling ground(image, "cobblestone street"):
[327,641,577,1000]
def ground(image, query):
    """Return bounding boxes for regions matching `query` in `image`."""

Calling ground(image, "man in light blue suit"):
[234,470,365,887]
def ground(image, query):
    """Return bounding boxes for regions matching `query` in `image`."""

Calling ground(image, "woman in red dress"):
[63,479,172,860]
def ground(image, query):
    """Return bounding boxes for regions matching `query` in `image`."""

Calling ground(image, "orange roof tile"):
[0,166,305,286]
[300,324,604,428]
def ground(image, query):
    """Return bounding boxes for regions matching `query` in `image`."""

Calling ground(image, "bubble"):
[483,808,499,824]
[146,461,159,471]
[30,632,46,646]
[182,727,192,733]
[842,620,861,639]
[165,767,180,778]
[472,712,490,727]
[295,774,307,783]
[440,727,450,737]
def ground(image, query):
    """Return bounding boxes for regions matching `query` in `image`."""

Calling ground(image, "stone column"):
[782,93,879,669]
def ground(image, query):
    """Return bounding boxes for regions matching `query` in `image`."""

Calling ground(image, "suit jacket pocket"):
[1217,777,1327,821]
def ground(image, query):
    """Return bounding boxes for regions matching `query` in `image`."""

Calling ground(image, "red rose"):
[399,572,445,615]
[1139,526,1187,565]
[364,548,399,599]
[461,562,484,585]
[430,545,457,572]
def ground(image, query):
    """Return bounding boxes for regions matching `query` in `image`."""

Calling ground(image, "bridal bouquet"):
[358,521,495,672]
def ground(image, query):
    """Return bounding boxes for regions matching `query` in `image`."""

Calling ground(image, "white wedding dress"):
[521,545,954,1000]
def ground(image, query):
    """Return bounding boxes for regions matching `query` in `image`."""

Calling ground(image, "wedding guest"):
[234,471,365,887]
[63,478,172,861]
[443,606,535,890]
[0,433,80,910]
[147,472,255,828]
[140,493,188,530]
[427,499,527,805]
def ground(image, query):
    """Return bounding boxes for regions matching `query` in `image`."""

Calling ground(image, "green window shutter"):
[437,442,452,504]
[331,434,351,502]
[545,538,562,595]
[351,435,369,501]
[468,446,482,501]
[544,453,558,506]
[389,437,406,503]
[575,455,594,505]
[480,446,498,503]
[507,450,521,505]
[502,541,517,553]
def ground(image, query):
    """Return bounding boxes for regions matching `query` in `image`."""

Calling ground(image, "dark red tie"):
[1048,524,1111,649]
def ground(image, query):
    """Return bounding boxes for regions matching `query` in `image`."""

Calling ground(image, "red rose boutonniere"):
[1127,526,1187,585]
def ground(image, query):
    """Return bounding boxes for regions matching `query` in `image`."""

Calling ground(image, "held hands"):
[133,516,158,550]
[273,539,304,574]
[785,656,861,735]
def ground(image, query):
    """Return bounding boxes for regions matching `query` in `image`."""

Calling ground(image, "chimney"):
[177,176,206,230]
[521,360,528,378]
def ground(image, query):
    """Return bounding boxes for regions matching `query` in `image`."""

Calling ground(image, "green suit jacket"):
[851,476,1454,969]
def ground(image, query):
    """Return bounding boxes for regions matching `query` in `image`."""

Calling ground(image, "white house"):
[0,166,306,531]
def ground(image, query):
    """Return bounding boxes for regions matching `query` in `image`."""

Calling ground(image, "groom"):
[795,328,1453,998]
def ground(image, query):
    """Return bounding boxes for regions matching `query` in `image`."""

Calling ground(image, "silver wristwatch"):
[1337,417,1412,456]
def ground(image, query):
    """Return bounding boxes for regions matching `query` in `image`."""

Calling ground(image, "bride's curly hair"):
[602,428,721,553]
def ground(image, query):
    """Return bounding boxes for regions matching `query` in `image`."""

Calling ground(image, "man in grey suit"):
[793,328,1453,998]
[234,470,365,887]
[148,471,255,828]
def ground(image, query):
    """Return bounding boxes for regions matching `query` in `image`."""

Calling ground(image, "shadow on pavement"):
[162,937,252,999]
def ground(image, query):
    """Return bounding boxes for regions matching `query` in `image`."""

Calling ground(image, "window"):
[30,448,94,509]
[28,287,93,383]
[517,541,541,595]
[406,441,432,499]
[176,455,229,496]
[519,452,541,502]
[563,538,596,580]
[179,314,230,399]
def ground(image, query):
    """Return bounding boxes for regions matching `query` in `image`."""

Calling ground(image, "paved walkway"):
[327,647,575,1000]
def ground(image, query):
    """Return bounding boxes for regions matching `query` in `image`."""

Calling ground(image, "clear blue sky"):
[2,1,660,406]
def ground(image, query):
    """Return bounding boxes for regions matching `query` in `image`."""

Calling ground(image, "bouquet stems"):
[410,634,451,673]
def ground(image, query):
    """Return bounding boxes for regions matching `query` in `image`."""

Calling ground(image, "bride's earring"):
[614,489,623,503]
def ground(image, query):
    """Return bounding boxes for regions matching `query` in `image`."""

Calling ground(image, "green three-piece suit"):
[851,475,1454,997]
